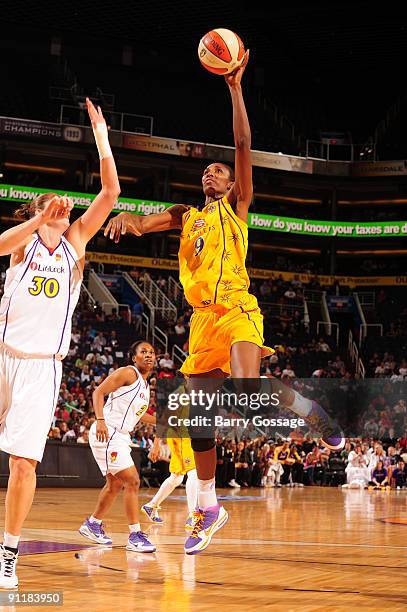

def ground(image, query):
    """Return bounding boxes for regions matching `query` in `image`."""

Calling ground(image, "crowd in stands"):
[2,259,407,492]
[211,435,407,490]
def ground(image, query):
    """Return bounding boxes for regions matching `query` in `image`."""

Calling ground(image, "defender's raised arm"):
[66,98,120,254]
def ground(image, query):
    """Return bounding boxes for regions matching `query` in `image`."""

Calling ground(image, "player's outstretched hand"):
[86,96,106,128]
[224,49,250,88]
[96,420,109,443]
[39,196,71,224]
[104,212,143,243]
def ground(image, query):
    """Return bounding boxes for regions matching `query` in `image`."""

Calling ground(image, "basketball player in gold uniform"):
[105,50,344,554]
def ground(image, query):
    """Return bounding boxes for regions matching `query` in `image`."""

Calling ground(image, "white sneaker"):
[228,479,240,488]
[0,545,18,588]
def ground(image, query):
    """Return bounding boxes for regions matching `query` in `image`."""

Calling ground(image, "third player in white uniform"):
[79,341,157,553]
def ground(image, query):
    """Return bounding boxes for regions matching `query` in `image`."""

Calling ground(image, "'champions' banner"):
[0,117,84,142]
[2,183,407,238]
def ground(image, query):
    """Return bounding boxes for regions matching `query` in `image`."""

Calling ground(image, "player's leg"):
[79,474,122,545]
[230,339,344,450]
[142,472,184,523]
[116,466,156,553]
[185,468,198,514]
[184,468,199,530]
[0,456,37,588]
[184,370,229,554]
[0,354,62,588]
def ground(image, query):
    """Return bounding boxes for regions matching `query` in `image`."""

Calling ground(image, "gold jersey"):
[179,195,253,310]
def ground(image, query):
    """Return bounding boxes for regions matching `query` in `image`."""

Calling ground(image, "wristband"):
[97,418,105,421]
[92,123,112,160]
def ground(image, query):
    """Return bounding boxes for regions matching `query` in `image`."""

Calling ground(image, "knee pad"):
[190,438,215,452]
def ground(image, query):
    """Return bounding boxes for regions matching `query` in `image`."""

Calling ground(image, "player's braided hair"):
[14,192,59,220]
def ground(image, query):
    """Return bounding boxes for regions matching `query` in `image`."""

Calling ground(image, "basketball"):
[198,28,245,75]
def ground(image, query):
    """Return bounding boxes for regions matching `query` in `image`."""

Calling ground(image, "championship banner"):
[85,251,407,287]
[0,117,84,142]
[2,183,407,238]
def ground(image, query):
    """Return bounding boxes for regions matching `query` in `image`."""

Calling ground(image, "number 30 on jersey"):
[28,276,60,298]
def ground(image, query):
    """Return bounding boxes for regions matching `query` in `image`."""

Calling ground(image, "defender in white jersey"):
[0,98,120,587]
[80,341,157,553]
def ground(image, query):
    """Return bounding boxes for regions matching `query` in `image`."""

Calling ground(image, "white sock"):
[149,473,183,508]
[4,532,20,549]
[198,477,217,510]
[186,469,198,514]
[89,515,102,524]
[129,523,141,533]
[289,391,312,417]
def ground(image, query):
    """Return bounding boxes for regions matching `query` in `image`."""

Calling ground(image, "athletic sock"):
[289,391,313,417]
[149,473,183,508]
[186,469,198,514]
[197,477,217,510]
[129,523,141,533]
[3,532,19,551]
[89,515,102,525]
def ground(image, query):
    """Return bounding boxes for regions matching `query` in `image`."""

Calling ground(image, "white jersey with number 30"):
[0,234,82,357]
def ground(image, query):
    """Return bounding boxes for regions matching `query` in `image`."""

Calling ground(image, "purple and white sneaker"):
[184,505,228,555]
[141,504,164,524]
[307,400,345,451]
[79,518,113,545]
[127,531,156,553]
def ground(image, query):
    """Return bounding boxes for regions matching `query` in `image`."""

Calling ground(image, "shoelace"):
[3,553,16,577]
[92,523,105,535]
[134,531,150,544]
[190,511,205,539]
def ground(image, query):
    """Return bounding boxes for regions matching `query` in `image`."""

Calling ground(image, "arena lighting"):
[91,171,138,183]
[337,249,407,255]
[339,198,407,205]
[4,162,65,175]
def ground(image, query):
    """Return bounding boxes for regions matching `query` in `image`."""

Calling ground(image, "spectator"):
[235,441,251,487]
[369,460,389,489]
[159,353,175,370]
[132,298,145,332]
[391,459,407,489]
[77,429,90,444]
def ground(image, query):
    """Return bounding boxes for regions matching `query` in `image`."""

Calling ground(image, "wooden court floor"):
[0,487,406,611]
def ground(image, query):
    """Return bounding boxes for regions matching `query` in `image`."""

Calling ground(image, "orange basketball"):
[198,28,245,75]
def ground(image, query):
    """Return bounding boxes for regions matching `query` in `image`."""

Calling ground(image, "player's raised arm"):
[225,50,253,223]
[66,98,120,251]
[104,204,189,243]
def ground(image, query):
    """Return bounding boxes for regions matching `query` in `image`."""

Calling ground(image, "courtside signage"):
[1,183,407,238]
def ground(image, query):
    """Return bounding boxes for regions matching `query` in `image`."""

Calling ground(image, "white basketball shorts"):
[0,343,62,462]
[89,422,134,476]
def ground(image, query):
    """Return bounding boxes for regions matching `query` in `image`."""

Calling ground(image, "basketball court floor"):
[2,487,406,611]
